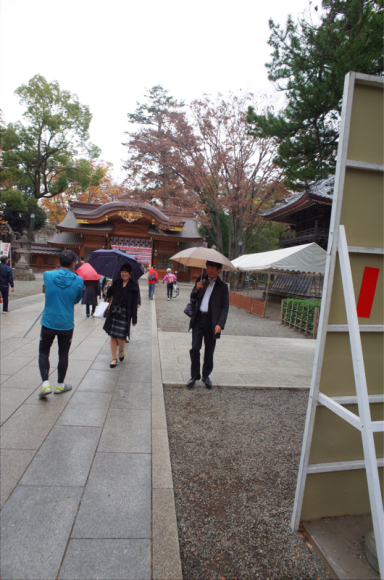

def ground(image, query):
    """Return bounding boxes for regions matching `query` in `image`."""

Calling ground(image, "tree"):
[124,90,289,258]
[41,161,128,225]
[247,0,384,190]
[0,189,47,234]
[0,74,101,200]
[123,85,186,207]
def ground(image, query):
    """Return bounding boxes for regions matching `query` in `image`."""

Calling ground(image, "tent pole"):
[265,270,271,317]
[247,271,250,297]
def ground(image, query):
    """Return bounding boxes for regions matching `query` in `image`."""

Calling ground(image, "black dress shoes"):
[186,376,200,388]
[203,376,212,389]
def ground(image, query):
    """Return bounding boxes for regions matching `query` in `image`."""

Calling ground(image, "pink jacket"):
[163,273,177,283]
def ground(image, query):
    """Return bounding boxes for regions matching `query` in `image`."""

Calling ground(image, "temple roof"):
[54,200,201,241]
[148,217,201,240]
[261,177,334,223]
[48,232,82,248]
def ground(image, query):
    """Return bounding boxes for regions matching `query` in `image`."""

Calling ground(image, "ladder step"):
[347,246,384,254]
[307,458,384,474]
[346,159,384,172]
[317,394,384,405]
[327,324,384,332]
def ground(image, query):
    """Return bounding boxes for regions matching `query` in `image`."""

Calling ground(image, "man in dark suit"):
[187,260,229,389]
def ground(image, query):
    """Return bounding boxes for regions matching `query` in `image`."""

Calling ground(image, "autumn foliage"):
[123,88,289,258]
[41,161,128,225]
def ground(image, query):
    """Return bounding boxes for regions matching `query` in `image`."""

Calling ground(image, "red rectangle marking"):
[356,267,380,318]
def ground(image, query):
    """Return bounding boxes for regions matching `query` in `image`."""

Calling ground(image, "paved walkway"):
[0,288,182,580]
[159,332,315,388]
[1,287,316,580]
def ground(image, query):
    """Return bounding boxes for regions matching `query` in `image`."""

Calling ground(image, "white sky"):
[1,0,312,183]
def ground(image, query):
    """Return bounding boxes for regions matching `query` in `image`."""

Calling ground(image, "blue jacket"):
[0,263,14,287]
[41,269,84,331]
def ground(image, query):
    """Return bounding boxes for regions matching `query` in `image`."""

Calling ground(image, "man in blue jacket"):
[0,256,14,313]
[39,250,84,397]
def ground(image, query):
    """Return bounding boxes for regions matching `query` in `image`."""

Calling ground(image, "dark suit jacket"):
[189,275,229,339]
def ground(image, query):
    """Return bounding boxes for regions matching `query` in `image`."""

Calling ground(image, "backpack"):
[148,271,156,282]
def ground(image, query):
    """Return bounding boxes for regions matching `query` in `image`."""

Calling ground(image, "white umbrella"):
[20,308,44,342]
[171,247,237,271]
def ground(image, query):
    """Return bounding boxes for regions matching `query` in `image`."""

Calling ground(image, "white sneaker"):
[54,384,72,394]
[39,384,52,397]
[167,298,170,301]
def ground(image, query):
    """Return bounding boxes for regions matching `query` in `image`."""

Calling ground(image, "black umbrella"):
[88,249,144,281]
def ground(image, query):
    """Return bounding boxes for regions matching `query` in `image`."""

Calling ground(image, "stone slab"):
[98,408,151,453]
[152,394,167,429]
[77,369,119,393]
[57,391,112,427]
[159,331,316,389]
[20,425,101,487]
[0,404,63,449]
[0,449,36,508]
[111,383,151,409]
[118,367,151,383]
[0,387,34,424]
[72,453,151,539]
[1,366,43,390]
[59,539,151,580]
[152,429,173,489]
[304,514,379,580]
[153,488,183,580]
[0,485,83,580]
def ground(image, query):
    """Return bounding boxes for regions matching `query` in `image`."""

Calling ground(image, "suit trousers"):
[190,311,216,379]
[0,285,9,312]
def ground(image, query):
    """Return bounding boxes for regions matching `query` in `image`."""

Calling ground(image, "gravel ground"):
[164,387,331,580]
[9,273,44,301]
[155,283,306,339]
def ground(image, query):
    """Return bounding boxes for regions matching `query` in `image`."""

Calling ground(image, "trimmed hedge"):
[282,298,321,334]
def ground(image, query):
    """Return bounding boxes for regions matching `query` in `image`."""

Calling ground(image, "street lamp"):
[238,240,243,256]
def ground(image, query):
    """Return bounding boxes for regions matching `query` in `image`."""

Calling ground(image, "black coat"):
[0,263,14,287]
[83,280,101,306]
[103,278,139,335]
[189,275,229,339]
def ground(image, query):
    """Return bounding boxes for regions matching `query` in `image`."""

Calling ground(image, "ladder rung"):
[348,246,384,254]
[307,458,384,474]
[318,394,384,406]
[327,324,384,332]
[346,159,384,172]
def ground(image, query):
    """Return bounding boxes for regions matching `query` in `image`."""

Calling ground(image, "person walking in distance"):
[0,256,14,313]
[38,250,84,397]
[162,268,177,300]
[83,278,101,317]
[148,265,158,300]
[187,261,229,389]
[74,255,85,272]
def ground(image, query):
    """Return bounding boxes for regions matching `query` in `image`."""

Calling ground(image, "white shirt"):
[199,278,217,312]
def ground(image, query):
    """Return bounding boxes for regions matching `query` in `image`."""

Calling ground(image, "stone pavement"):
[0,287,182,580]
[159,332,316,388]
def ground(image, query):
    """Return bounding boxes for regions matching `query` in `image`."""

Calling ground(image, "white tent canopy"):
[231,243,326,274]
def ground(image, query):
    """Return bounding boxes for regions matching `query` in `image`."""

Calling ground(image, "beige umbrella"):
[170,247,237,271]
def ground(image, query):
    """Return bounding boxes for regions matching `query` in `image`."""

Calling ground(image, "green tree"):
[0,74,101,201]
[247,0,384,190]
[0,189,47,234]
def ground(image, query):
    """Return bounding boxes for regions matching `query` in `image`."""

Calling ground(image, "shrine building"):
[31,201,205,282]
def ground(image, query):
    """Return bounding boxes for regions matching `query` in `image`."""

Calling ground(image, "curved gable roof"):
[72,201,185,227]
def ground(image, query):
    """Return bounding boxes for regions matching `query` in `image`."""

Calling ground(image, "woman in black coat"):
[83,279,101,317]
[103,264,138,367]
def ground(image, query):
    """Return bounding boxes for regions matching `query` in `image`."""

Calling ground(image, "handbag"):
[184,300,194,318]
[94,297,112,319]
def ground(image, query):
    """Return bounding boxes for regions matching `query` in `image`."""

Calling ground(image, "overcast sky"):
[1,0,312,183]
